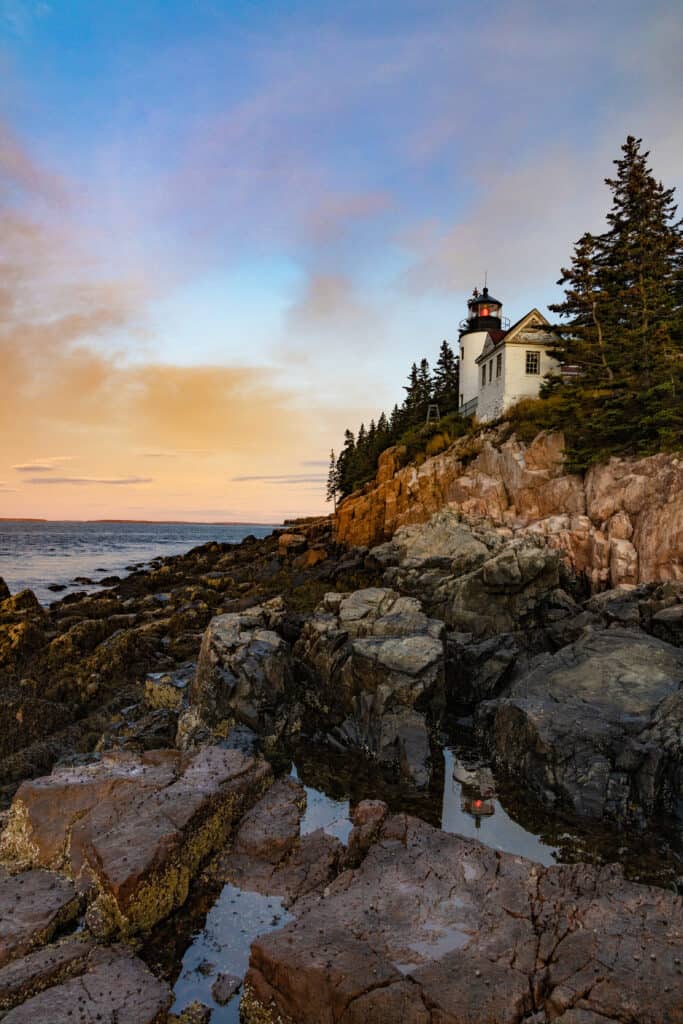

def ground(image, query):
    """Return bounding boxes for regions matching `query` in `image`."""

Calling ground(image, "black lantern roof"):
[467,286,502,308]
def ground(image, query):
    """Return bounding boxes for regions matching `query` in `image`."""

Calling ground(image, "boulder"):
[241,814,683,1024]
[0,578,10,601]
[0,945,172,1023]
[377,510,560,637]
[296,588,445,786]
[478,627,683,826]
[277,533,307,557]
[0,747,271,937]
[181,599,294,747]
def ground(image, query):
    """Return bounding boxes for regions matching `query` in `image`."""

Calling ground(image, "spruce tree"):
[326,450,338,510]
[417,358,433,416]
[548,136,683,466]
[432,340,460,412]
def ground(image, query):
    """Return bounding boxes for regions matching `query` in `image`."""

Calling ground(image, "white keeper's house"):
[458,286,562,423]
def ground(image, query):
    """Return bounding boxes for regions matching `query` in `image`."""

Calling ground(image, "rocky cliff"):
[335,430,683,588]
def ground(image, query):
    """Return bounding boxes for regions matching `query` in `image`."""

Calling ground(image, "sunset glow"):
[1,0,680,520]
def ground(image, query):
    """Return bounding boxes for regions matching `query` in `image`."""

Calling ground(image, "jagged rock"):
[296,588,445,786]
[446,631,522,705]
[478,627,683,826]
[0,578,10,601]
[0,869,80,967]
[241,814,683,1024]
[0,748,271,937]
[335,431,683,588]
[182,599,294,747]
[376,510,560,637]
[1,945,172,1023]
[213,776,342,905]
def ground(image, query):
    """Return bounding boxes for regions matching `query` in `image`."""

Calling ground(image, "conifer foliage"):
[547,136,683,467]
[335,341,460,497]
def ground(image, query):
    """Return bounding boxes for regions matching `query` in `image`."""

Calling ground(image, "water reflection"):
[171,884,292,1023]
[290,763,353,844]
[441,748,558,866]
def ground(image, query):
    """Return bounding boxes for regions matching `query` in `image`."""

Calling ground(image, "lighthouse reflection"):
[440,748,558,864]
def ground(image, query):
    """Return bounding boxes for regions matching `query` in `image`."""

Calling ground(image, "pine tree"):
[548,232,614,386]
[600,136,682,397]
[547,136,683,466]
[326,450,338,510]
[432,340,460,412]
[417,358,433,415]
[402,363,420,417]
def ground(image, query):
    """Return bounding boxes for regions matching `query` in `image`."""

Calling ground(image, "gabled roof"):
[474,308,556,364]
[504,307,551,341]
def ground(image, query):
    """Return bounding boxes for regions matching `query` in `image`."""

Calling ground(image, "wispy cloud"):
[26,476,153,486]
[231,473,325,485]
[13,456,75,472]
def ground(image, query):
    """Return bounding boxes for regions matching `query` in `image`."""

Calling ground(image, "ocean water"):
[0,520,277,604]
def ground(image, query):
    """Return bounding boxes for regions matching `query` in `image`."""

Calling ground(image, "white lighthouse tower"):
[458,286,507,413]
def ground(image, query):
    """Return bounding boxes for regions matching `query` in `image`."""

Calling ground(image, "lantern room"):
[459,285,504,335]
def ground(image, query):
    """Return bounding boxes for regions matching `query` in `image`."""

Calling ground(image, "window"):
[481,365,486,387]
[496,353,502,377]
[460,393,464,407]
[488,360,493,382]
[461,346,465,361]
[525,350,540,375]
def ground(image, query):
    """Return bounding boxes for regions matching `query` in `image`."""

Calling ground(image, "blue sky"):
[1,0,682,518]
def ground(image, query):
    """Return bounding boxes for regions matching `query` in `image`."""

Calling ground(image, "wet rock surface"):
[213,776,343,905]
[479,627,683,825]
[1,512,683,1022]
[243,812,683,1024]
[0,747,271,938]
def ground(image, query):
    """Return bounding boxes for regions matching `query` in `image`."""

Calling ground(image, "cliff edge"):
[335,430,683,588]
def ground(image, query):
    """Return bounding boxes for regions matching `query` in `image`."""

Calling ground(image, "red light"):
[481,307,489,317]
[474,799,482,808]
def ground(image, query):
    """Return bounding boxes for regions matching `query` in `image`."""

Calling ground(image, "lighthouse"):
[458,286,508,412]
[457,284,562,422]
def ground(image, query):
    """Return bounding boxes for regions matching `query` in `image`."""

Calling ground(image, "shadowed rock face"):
[179,598,295,749]
[0,747,271,938]
[373,511,560,637]
[242,813,683,1024]
[296,588,446,787]
[478,627,683,826]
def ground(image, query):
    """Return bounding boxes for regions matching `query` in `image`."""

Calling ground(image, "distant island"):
[0,517,48,522]
[87,519,281,526]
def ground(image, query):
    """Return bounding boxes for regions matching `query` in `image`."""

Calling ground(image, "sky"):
[1,0,681,522]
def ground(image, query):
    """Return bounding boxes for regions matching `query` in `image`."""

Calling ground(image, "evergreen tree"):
[548,232,615,386]
[417,358,433,414]
[547,136,683,466]
[402,363,420,417]
[432,340,460,412]
[325,450,338,510]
